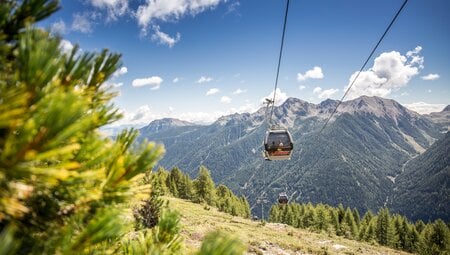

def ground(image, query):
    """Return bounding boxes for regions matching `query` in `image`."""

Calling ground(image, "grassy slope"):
[165,197,412,255]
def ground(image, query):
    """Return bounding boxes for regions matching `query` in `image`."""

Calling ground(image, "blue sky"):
[40,0,449,125]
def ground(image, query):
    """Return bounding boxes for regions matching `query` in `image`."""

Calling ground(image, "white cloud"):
[299,85,306,90]
[113,66,128,77]
[206,88,220,96]
[197,76,213,84]
[72,12,96,33]
[151,25,180,48]
[132,76,163,90]
[313,87,339,99]
[421,73,440,81]
[406,46,424,68]
[428,89,432,93]
[130,105,154,123]
[136,0,223,29]
[220,96,232,104]
[90,0,128,21]
[173,77,180,83]
[261,88,288,106]
[59,39,74,55]
[51,20,66,34]
[345,47,423,99]
[107,82,123,88]
[297,66,324,81]
[400,91,409,96]
[232,88,246,95]
[403,102,447,114]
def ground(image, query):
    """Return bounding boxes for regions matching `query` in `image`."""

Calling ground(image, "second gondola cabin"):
[263,128,293,160]
[278,192,289,204]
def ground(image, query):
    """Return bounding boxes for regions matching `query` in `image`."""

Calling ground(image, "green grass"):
[165,197,412,255]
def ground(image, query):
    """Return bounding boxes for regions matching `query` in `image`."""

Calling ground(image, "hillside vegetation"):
[155,166,450,254]
[166,196,412,255]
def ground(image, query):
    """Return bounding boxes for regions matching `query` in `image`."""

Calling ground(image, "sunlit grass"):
[165,196,412,255]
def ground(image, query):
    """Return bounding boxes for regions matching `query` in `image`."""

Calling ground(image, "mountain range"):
[137,96,449,222]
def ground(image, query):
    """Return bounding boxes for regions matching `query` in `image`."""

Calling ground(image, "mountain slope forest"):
[138,97,448,222]
[153,165,450,254]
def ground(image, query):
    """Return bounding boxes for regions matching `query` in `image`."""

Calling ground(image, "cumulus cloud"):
[345,47,423,99]
[220,96,232,104]
[59,39,74,55]
[299,85,306,90]
[261,88,288,106]
[90,0,128,21]
[421,73,440,81]
[406,46,424,68]
[132,76,163,90]
[113,66,128,77]
[151,25,180,47]
[72,12,102,33]
[197,76,213,84]
[136,0,223,29]
[206,88,220,96]
[313,87,339,99]
[232,88,247,94]
[173,77,180,83]
[403,102,447,114]
[123,105,155,125]
[51,20,66,34]
[225,1,240,16]
[297,66,324,81]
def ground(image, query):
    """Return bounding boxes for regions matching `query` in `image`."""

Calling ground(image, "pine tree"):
[375,208,396,247]
[0,0,179,253]
[415,219,426,234]
[405,222,420,253]
[352,208,361,228]
[330,209,340,235]
[0,2,244,254]
[343,208,358,239]
[269,205,280,222]
[153,167,170,195]
[169,167,183,197]
[194,166,216,205]
[315,204,330,232]
[418,219,450,255]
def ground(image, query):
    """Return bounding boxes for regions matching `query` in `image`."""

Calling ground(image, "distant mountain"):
[140,118,196,134]
[139,96,445,221]
[390,132,450,222]
[425,105,450,132]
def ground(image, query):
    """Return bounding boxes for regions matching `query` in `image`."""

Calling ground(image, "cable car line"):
[319,0,409,134]
[263,0,294,161]
[269,0,290,126]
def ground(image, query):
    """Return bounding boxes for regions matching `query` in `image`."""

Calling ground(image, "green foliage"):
[153,166,251,219]
[196,231,245,255]
[134,189,165,229]
[268,202,449,254]
[121,210,183,254]
[194,166,216,205]
[0,2,296,254]
[418,219,450,255]
[0,1,201,254]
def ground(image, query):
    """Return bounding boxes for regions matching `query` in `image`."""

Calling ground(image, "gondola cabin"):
[278,192,289,204]
[263,128,293,160]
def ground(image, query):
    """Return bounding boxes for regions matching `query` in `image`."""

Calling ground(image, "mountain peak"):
[442,105,450,112]
[339,96,415,119]
[140,118,195,133]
